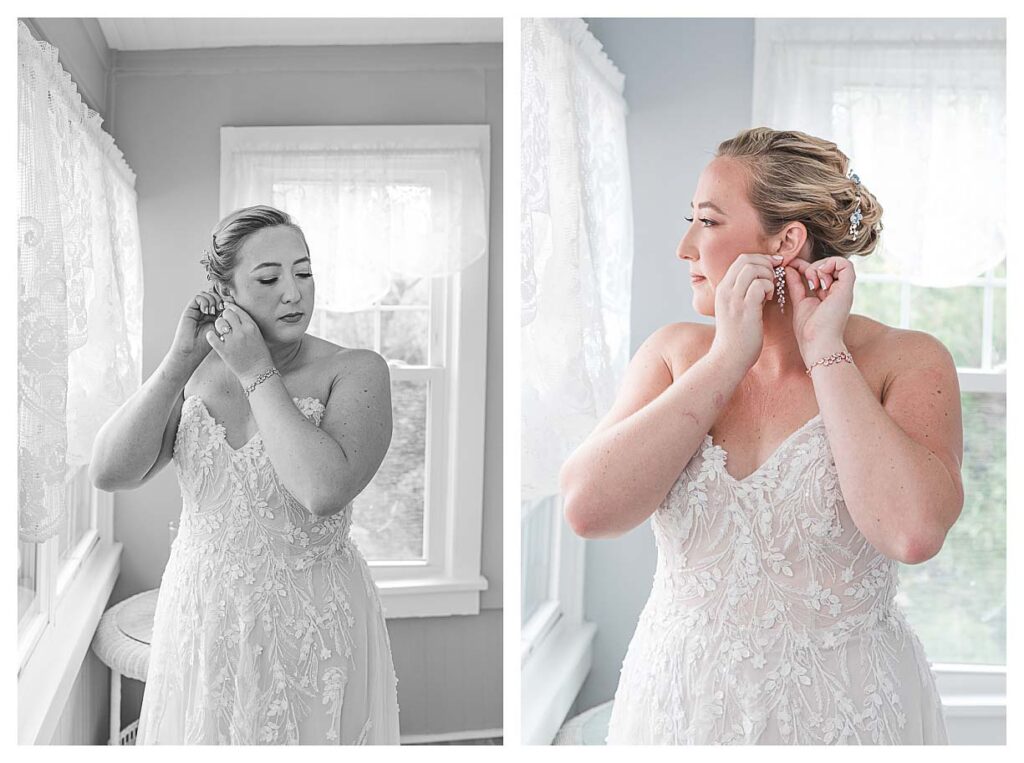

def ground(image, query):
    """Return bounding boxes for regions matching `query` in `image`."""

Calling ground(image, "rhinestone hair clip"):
[847,169,864,240]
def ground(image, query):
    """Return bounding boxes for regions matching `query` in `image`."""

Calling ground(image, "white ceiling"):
[96,18,502,51]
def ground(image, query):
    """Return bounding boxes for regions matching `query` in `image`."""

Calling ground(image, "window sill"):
[376,574,488,619]
[522,616,597,745]
[18,540,122,745]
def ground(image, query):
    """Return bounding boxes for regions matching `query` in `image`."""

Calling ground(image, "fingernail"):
[808,281,816,290]
[772,255,784,261]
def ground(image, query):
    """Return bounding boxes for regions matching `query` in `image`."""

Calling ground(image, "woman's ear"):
[774,222,809,262]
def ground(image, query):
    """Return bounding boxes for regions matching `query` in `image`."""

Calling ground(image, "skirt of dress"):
[606,604,948,745]
[136,539,399,745]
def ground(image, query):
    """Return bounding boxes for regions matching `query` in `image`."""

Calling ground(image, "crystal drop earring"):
[774,265,786,313]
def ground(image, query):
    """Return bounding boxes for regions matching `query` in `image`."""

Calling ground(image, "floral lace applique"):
[607,418,947,745]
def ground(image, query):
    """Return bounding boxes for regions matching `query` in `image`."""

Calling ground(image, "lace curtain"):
[220,126,488,313]
[521,19,634,501]
[18,22,144,542]
[752,19,1006,288]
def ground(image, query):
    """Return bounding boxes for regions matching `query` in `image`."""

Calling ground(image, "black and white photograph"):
[522,17,1006,745]
[17,16,502,745]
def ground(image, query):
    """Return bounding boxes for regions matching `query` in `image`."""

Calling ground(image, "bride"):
[90,205,400,744]
[561,128,963,744]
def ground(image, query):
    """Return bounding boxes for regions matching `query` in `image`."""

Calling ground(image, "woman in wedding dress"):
[90,205,400,744]
[561,128,962,744]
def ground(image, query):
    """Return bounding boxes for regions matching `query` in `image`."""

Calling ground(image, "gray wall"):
[575,18,755,712]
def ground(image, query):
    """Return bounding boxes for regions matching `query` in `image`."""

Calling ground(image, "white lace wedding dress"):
[136,395,400,744]
[606,414,947,745]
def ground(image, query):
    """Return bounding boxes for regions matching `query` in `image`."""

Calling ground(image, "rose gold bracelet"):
[805,350,854,376]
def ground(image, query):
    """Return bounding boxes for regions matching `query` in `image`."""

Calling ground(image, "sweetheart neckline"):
[183,393,325,453]
[704,412,824,484]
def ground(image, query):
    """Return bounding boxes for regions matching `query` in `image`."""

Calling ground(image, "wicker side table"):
[90,589,160,745]
[552,700,613,745]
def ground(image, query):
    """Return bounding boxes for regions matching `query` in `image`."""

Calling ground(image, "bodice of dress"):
[649,414,900,638]
[173,395,354,565]
[607,414,945,744]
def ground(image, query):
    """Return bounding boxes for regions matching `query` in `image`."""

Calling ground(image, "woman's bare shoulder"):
[846,314,956,396]
[644,321,715,378]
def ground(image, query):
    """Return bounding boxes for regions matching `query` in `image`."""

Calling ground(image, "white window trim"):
[18,487,121,745]
[521,495,596,744]
[220,125,491,618]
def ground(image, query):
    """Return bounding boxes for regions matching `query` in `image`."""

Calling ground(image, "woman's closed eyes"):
[257,272,313,285]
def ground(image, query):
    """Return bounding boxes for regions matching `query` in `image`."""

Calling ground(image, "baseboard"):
[401,727,503,745]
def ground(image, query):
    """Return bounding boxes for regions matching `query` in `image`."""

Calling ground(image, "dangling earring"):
[774,265,786,313]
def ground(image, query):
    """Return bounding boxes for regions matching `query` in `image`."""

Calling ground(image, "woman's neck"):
[265,335,305,373]
[751,300,806,380]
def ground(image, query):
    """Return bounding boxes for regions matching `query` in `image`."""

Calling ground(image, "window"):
[855,260,1007,667]
[18,468,107,671]
[221,125,490,617]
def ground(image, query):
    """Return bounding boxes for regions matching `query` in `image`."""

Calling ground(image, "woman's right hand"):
[708,253,782,371]
[167,290,224,375]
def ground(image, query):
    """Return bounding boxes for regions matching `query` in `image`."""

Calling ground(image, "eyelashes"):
[257,273,314,285]
[684,216,716,228]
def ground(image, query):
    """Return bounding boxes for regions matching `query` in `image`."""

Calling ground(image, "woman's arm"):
[560,323,749,539]
[89,291,222,490]
[806,330,964,564]
[244,350,393,517]
[786,257,964,564]
[89,359,188,491]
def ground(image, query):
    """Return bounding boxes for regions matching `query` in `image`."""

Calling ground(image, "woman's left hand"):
[784,256,856,363]
[205,297,274,383]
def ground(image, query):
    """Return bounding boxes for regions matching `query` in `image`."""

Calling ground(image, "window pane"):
[909,285,983,368]
[897,391,1005,665]
[381,308,429,365]
[58,465,92,565]
[381,276,430,307]
[994,258,1005,278]
[314,309,376,351]
[852,280,902,327]
[18,540,39,625]
[351,377,427,561]
[522,498,555,626]
[992,286,1005,369]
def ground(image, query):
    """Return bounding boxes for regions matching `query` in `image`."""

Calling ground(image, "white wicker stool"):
[552,700,613,745]
[90,589,159,745]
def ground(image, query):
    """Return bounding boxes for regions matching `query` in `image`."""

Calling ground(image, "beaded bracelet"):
[243,367,280,398]
[805,350,854,376]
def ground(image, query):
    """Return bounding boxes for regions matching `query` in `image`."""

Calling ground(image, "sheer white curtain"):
[521,18,633,501]
[753,19,1005,288]
[220,126,488,313]
[18,22,144,542]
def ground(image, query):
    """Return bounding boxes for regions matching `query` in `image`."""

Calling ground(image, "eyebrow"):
[690,201,728,215]
[251,256,310,272]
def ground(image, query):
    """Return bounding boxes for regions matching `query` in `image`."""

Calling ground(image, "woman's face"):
[224,225,315,344]
[676,156,774,316]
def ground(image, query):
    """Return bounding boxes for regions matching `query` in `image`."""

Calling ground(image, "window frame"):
[220,124,491,618]
[521,494,596,745]
[17,478,122,744]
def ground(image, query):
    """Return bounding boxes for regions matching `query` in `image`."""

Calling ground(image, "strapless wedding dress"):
[136,395,400,744]
[606,414,947,744]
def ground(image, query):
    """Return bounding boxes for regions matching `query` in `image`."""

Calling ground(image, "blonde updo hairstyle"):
[716,127,883,262]
[200,205,310,291]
